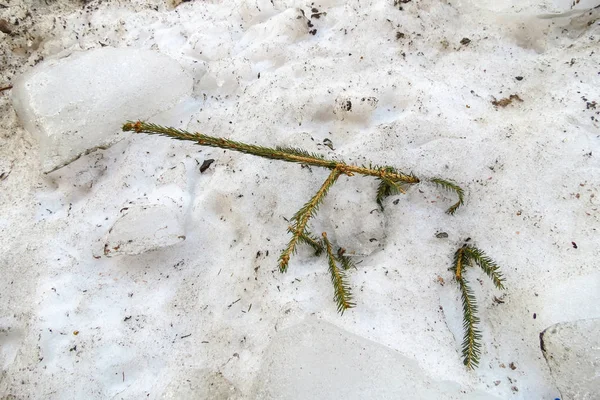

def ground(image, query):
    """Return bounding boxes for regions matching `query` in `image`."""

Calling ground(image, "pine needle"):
[463,246,505,290]
[452,245,466,280]
[299,231,324,256]
[124,121,338,169]
[429,178,465,215]
[322,232,355,314]
[335,248,356,271]
[376,177,406,210]
[278,168,341,272]
[275,146,327,161]
[450,243,506,369]
[456,276,482,369]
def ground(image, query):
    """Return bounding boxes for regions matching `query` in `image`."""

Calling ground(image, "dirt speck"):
[491,94,523,107]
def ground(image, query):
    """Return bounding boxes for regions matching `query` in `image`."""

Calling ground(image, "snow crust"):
[0,0,599,399]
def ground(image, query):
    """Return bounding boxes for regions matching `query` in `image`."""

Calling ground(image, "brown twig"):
[0,85,13,93]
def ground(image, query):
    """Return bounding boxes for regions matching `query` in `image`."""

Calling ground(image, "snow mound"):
[11,47,192,173]
[541,319,600,400]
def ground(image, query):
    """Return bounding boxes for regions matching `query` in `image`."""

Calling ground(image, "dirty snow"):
[1,0,599,399]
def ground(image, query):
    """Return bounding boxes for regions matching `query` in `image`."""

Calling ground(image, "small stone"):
[200,159,215,173]
[435,232,449,238]
[0,19,13,34]
[460,37,471,45]
[515,76,524,81]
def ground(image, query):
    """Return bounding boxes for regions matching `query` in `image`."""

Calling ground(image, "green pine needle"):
[451,243,506,369]
[463,246,505,290]
[275,146,328,161]
[456,276,482,369]
[335,249,356,271]
[429,177,465,215]
[376,177,405,210]
[299,232,324,256]
[279,168,341,272]
[322,232,355,314]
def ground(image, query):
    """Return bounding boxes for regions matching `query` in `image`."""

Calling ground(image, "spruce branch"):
[451,245,467,280]
[322,232,355,314]
[123,121,422,183]
[298,231,324,256]
[335,248,356,271]
[122,121,489,354]
[463,246,505,290]
[429,177,465,215]
[456,276,482,369]
[279,168,342,272]
[450,243,506,369]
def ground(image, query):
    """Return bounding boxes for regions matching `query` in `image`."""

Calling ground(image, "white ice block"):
[12,47,193,173]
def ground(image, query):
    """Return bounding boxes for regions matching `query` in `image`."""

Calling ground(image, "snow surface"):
[540,319,600,399]
[1,0,599,399]
[252,318,502,399]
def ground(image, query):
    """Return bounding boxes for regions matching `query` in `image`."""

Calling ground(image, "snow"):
[162,368,240,399]
[323,183,386,256]
[103,204,186,257]
[252,318,501,399]
[540,319,600,400]
[11,47,192,173]
[0,0,599,399]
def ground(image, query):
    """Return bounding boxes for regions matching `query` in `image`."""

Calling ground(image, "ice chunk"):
[11,47,193,173]
[540,319,600,400]
[252,318,500,399]
[103,204,185,257]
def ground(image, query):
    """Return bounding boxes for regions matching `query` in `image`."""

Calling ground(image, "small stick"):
[0,85,13,93]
